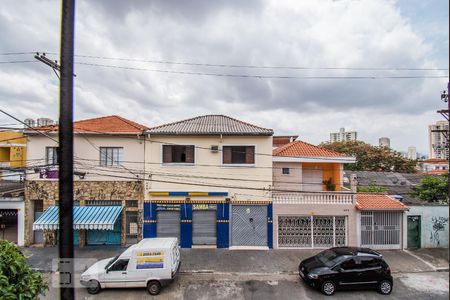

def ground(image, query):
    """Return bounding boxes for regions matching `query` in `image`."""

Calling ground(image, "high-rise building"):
[428,120,449,160]
[330,127,357,143]
[379,137,390,148]
[23,118,35,128]
[407,146,417,160]
[36,118,54,127]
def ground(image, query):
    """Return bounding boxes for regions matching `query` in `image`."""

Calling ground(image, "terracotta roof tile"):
[30,115,149,134]
[273,141,345,157]
[356,193,408,211]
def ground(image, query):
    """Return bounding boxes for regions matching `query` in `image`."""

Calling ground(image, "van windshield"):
[105,255,119,270]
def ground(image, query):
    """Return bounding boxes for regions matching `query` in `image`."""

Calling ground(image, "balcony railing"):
[273,192,355,205]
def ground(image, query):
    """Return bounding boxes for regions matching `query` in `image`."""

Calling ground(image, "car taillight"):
[386,266,391,274]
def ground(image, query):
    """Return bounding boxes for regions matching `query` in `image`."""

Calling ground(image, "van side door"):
[104,259,129,288]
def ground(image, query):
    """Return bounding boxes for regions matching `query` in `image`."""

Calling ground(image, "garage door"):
[193,209,216,245]
[232,205,267,246]
[303,169,323,192]
[157,210,180,240]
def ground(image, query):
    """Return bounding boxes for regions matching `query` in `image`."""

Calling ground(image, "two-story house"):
[25,115,148,247]
[272,140,357,249]
[142,115,274,249]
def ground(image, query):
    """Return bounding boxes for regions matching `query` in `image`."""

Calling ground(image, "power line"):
[40,52,449,71]
[0,60,37,64]
[0,52,37,56]
[74,61,448,80]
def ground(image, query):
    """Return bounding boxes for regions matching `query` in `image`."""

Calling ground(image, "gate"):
[126,211,139,244]
[157,205,180,240]
[86,219,121,245]
[407,215,421,248]
[231,205,267,246]
[278,216,346,248]
[192,204,216,245]
[361,211,402,249]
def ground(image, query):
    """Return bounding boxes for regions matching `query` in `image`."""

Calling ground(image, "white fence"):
[273,192,354,205]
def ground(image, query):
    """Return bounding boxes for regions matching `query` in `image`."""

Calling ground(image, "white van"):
[80,238,181,295]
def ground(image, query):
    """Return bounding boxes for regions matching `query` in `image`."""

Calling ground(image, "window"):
[282,167,290,175]
[359,257,380,269]
[100,147,123,167]
[108,259,129,271]
[222,146,255,164]
[46,147,58,165]
[162,145,195,163]
[341,258,357,270]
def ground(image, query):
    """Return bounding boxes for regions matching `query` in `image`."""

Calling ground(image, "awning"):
[33,206,123,231]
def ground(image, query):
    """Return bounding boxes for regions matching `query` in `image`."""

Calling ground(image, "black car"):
[299,247,393,296]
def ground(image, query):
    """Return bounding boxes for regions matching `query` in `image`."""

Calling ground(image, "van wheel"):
[321,280,336,296]
[378,280,392,295]
[87,280,101,294]
[147,280,161,295]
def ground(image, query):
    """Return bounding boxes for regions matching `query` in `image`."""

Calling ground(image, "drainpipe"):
[350,173,357,205]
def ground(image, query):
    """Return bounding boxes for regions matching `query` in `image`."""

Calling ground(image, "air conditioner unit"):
[210,145,219,153]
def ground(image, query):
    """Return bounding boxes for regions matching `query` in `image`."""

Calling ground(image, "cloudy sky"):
[0,0,448,154]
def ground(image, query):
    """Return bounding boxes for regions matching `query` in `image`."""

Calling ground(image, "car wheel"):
[87,280,101,294]
[147,280,162,295]
[378,280,392,295]
[321,280,336,296]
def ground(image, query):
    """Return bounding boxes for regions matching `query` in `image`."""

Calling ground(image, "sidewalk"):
[22,246,448,274]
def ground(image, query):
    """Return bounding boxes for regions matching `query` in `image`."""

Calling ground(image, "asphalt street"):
[40,271,449,300]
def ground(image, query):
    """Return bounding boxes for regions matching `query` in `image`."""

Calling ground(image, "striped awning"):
[33,206,123,231]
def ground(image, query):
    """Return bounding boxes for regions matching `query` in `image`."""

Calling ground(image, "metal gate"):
[86,219,121,245]
[157,207,180,240]
[407,215,421,249]
[0,209,18,243]
[278,216,346,248]
[232,205,267,246]
[126,211,139,244]
[361,211,402,249]
[192,208,217,245]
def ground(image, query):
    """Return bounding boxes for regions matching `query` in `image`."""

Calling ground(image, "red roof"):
[356,193,408,211]
[418,170,449,175]
[273,141,345,157]
[422,159,448,164]
[30,115,149,134]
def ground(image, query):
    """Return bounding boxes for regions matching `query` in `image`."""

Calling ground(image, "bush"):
[0,240,48,299]
[412,174,449,203]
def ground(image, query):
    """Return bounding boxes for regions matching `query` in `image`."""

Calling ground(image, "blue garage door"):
[86,219,121,245]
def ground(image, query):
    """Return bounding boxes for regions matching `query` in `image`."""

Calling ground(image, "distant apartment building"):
[407,146,417,160]
[330,127,357,143]
[379,137,390,148]
[428,120,449,160]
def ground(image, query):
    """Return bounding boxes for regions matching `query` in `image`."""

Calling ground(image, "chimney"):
[350,173,357,193]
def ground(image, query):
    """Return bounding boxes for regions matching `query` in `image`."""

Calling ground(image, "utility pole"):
[59,1,75,299]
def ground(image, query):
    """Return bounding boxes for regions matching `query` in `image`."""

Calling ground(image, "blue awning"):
[33,206,123,231]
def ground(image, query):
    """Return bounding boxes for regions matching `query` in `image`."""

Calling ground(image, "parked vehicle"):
[299,247,393,296]
[80,238,181,295]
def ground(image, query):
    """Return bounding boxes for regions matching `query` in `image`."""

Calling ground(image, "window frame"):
[282,167,290,175]
[108,259,129,272]
[99,147,124,167]
[221,144,256,167]
[161,144,196,165]
[45,146,58,166]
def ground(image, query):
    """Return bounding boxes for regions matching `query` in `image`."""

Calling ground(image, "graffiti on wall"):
[430,216,449,246]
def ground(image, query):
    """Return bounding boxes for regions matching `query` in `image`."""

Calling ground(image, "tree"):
[0,240,48,299]
[320,141,417,173]
[412,174,448,203]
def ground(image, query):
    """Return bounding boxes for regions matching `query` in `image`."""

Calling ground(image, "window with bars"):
[99,147,123,167]
[282,168,290,175]
[162,145,195,163]
[46,147,58,165]
[222,146,255,164]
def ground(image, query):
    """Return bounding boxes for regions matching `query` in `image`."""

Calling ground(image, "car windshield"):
[315,249,342,267]
[105,255,119,270]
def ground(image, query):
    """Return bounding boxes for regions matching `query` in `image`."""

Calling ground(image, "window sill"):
[221,164,256,168]
[161,163,196,167]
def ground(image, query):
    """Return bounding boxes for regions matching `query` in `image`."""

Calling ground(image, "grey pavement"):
[22,246,448,274]
[40,271,449,300]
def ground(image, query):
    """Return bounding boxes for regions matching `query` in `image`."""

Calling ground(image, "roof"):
[356,193,409,211]
[28,115,149,134]
[273,141,346,157]
[419,169,449,175]
[343,171,444,205]
[331,247,381,257]
[147,115,273,136]
[421,159,448,164]
[33,206,123,230]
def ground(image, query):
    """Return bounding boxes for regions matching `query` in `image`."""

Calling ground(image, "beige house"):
[25,115,148,247]
[272,140,357,249]
[142,115,274,249]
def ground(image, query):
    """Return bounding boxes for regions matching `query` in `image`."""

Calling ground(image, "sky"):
[0,0,448,155]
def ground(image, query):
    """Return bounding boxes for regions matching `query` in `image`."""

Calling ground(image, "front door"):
[336,258,360,288]
[407,216,421,248]
[231,205,267,246]
[104,259,129,288]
